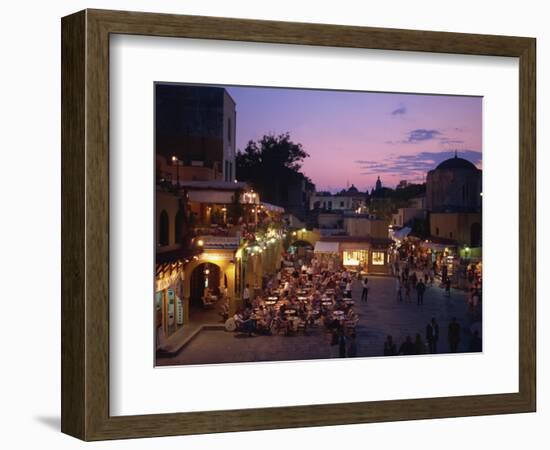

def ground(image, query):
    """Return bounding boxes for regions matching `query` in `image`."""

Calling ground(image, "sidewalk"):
[157,303,226,357]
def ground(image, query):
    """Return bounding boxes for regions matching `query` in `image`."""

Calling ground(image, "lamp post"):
[171,155,180,187]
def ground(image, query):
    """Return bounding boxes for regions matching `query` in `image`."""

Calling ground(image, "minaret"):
[375,176,382,191]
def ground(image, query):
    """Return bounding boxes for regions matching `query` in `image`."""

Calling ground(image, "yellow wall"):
[344,217,389,239]
[182,252,237,318]
[430,212,482,245]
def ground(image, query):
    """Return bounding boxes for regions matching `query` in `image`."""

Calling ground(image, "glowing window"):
[372,251,385,265]
[343,250,368,266]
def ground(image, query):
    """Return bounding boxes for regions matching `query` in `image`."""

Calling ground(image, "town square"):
[154,83,482,366]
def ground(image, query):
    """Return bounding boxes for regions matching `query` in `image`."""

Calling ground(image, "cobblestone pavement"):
[157,277,481,366]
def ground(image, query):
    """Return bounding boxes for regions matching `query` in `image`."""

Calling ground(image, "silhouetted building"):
[375,176,382,191]
[426,154,482,213]
[155,84,236,183]
[426,154,482,247]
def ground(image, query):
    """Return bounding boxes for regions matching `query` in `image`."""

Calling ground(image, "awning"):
[314,241,339,253]
[261,201,284,213]
[391,226,411,242]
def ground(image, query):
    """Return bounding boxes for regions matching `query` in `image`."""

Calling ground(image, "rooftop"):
[435,155,478,170]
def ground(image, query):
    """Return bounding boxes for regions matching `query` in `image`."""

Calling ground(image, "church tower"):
[375,176,382,191]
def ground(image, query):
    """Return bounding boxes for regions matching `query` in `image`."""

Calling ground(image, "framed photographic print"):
[61,9,536,441]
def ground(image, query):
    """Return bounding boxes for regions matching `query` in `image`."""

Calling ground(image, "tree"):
[237,132,309,175]
[236,133,312,205]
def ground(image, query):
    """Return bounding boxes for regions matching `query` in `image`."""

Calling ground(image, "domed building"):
[426,153,482,248]
[426,154,482,213]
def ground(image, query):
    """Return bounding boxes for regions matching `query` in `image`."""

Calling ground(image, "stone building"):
[426,154,482,248]
[426,154,482,213]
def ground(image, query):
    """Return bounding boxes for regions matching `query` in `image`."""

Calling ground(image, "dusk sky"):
[224,85,482,193]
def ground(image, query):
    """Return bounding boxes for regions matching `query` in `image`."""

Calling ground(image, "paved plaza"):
[157,276,481,367]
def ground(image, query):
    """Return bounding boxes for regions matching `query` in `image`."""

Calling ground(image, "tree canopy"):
[237,132,309,174]
[236,133,313,205]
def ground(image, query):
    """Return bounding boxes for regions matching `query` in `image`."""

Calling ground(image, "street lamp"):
[171,155,180,187]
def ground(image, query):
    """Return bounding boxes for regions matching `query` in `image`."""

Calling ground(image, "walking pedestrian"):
[338,329,347,358]
[384,335,397,356]
[426,318,439,353]
[445,278,451,297]
[411,271,418,289]
[361,277,369,302]
[345,279,352,299]
[442,265,448,284]
[448,317,461,352]
[414,333,427,355]
[396,277,403,302]
[347,333,357,357]
[416,279,426,305]
[405,282,411,302]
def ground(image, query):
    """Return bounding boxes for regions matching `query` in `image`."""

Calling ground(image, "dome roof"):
[435,156,477,170]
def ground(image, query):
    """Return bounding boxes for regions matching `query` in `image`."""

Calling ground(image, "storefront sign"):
[200,236,240,250]
[200,252,233,262]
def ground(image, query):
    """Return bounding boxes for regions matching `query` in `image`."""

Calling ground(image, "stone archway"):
[189,262,222,310]
[183,256,237,324]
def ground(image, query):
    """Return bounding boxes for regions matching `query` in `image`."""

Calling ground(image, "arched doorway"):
[189,263,222,309]
[189,262,225,324]
[470,222,482,247]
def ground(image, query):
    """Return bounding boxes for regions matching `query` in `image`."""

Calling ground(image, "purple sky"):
[225,86,482,193]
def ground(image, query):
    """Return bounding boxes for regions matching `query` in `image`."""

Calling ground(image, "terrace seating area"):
[225,252,360,340]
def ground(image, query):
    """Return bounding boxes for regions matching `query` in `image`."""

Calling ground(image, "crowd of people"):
[382,315,481,356]
[223,251,361,357]
[392,244,482,314]
[217,239,482,358]
[387,240,483,354]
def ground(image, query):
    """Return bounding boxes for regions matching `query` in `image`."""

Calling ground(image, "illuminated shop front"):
[155,263,186,338]
[316,237,392,274]
[342,249,368,267]
[419,238,458,280]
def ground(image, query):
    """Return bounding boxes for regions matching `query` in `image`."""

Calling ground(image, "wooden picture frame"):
[61,9,536,441]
